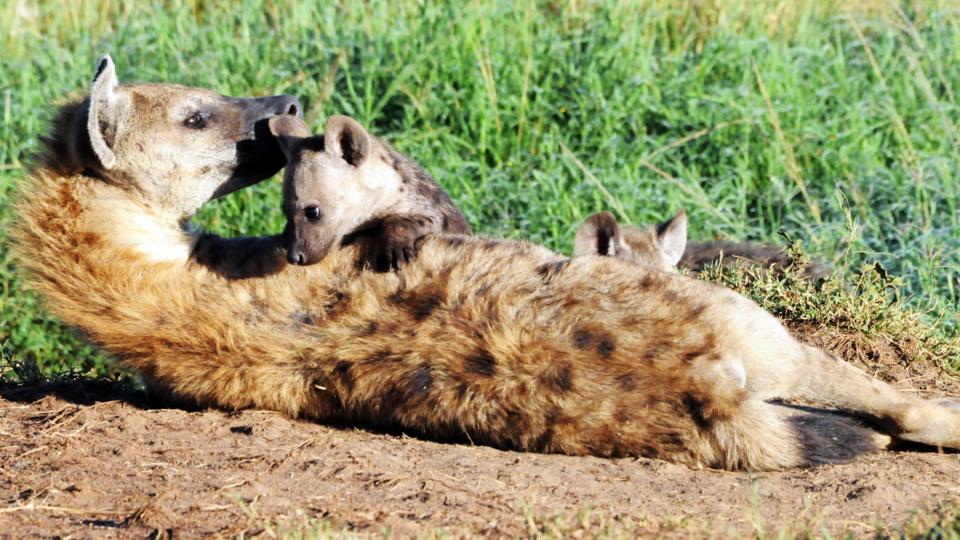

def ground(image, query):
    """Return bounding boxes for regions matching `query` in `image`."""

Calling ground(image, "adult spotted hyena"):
[11,56,960,471]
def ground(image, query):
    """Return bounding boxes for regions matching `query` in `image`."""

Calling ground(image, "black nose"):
[234,94,303,125]
[287,250,305,265]
[269,94,301,117]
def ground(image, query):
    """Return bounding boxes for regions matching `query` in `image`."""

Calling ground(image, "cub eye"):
[183,112,207,129]
[304,206,321,222]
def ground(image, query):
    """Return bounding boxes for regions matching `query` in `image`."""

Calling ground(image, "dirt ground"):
[2,359,960,539]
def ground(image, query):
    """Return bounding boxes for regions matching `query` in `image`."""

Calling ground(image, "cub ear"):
[87,55,129,170]
[324,115,372,168]
[573,211,622,257]
[655,209,688,267]
[268,115,312,159]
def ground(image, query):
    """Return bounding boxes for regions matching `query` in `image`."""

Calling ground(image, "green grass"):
[1,0,958,375]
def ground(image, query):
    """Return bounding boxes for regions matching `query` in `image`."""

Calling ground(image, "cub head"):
[269,114,402,266]
[573,210,687,272]
[44,55,301,218]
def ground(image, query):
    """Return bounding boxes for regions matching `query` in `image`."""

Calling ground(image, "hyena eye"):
[304,206,321,222]
[183,112,207,129]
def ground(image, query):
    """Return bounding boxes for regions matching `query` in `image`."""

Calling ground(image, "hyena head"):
[573,210,687,271]
[45,55,301,217]
[269,114,404,265]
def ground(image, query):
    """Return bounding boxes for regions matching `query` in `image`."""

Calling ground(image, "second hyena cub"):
[269,115,471,269]
[573,210,688,272]
[574,210,828,279]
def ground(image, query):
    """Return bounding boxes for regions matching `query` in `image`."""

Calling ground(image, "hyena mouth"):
[213,94,302,199]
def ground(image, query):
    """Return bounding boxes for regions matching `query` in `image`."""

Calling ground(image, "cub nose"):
[287,249,305,265]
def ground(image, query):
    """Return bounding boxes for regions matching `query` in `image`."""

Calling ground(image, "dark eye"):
[304,206,321,222]
[183,112,207,129]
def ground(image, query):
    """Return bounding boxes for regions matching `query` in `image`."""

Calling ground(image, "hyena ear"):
[87,55,129,170]
[324,115,372,168]
[573,211,623,257]
[655,209,688,267]
[268,115,312,159]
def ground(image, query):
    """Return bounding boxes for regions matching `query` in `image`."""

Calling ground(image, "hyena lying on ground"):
[267,115,471,270]
[574,210,828,278]
[12,56,960,471]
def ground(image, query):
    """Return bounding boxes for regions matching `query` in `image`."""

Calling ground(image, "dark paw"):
[375,239,419,271]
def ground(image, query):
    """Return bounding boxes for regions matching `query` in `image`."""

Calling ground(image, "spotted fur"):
[11,59,960,471]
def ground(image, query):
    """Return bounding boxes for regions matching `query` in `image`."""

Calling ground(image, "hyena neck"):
[82,178,197,263]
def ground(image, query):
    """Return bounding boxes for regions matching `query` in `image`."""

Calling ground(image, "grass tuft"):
[700,241,960,374]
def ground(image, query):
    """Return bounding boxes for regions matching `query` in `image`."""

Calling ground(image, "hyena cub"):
[269,115,471,270]
[574,210,827,278]
[573,210,688,272]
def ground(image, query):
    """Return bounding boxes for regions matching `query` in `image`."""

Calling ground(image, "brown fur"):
[574,210,828,279]
[11,59,960,471]
[270,115,471,269]
[573,211,687,272]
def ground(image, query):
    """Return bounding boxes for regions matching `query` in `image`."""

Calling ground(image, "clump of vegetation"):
[699,242,960,382]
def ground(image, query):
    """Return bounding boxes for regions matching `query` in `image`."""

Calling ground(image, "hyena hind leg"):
[783,344,960,449]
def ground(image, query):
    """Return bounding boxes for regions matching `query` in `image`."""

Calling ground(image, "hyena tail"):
[787,345,960,449]
[710,398,885,470]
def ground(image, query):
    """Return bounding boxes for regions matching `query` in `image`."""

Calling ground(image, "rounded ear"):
[655,209,688,267]
[573,211,622,257]
[268,115,312,159]
[87,55,128,170]
[324,115,372,167]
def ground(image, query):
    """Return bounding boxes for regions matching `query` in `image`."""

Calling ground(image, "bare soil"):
[2,361,959,539]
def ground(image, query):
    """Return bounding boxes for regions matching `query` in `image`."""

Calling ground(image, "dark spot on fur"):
[230,425,253,435]
[291,311,316,326]
[333,360,354,392]
[408,365,433,397]
[643,339,671,364]
[501,410,530,448]
[683,348,706,364]
[536,259,570,280]
[324,291,350,317]
[596,336,616,358]
[683,393,712,430]
[640,445,657,458]
[364,348,398,365]
[663,289,682,303]
[638,274,657,290]
[540,363,574,393]
[532,427,554,452]
[456,383,468,399]
[364,321,379,336]
[664,432,684,447]
[476,282,492,297]
[409,293,441,321]
[483,240,499,250]
[688,303,707,319]
[465,351,496,377]
[615,406,631,423]
[572,329,593,349]
[616,372,636,391]
[440,236,465,247]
